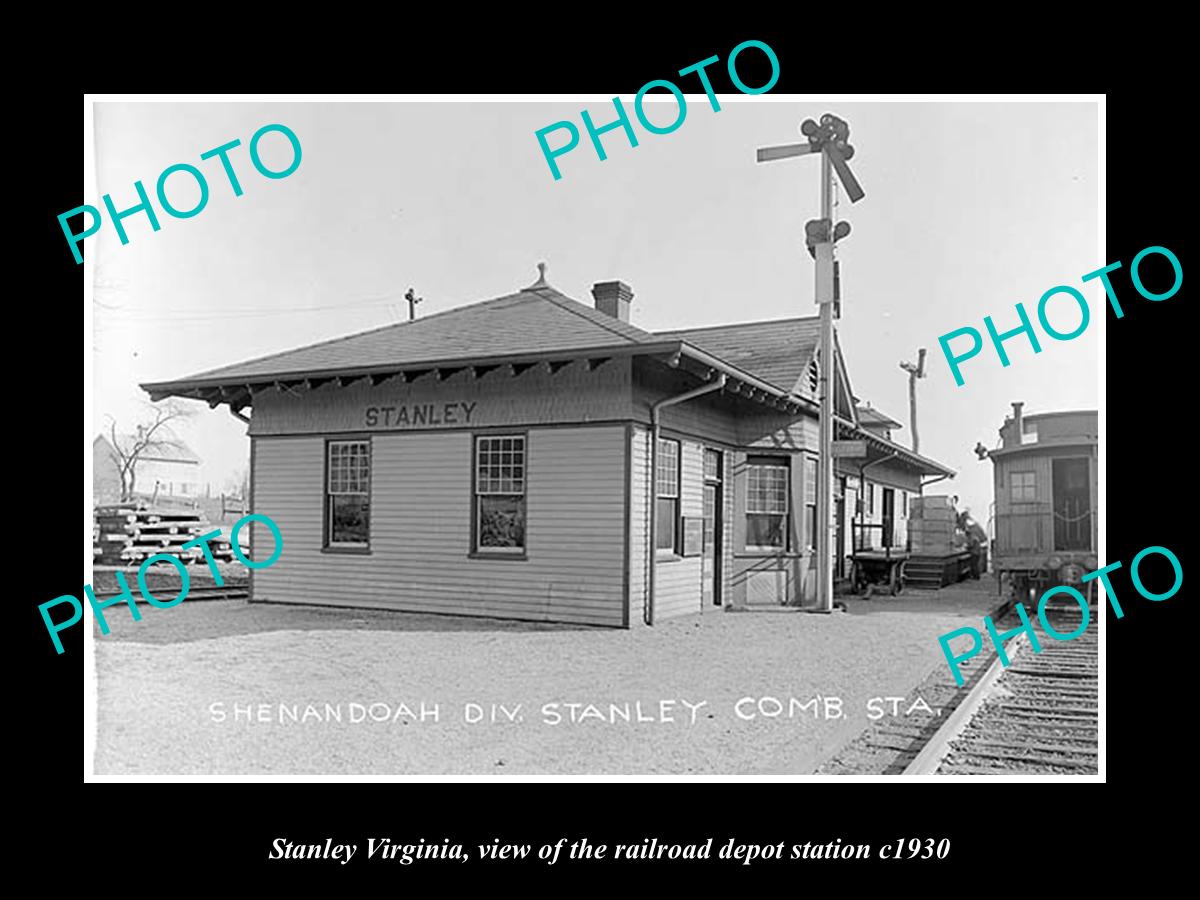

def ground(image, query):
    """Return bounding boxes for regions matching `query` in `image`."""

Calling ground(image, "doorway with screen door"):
[703,448,723,607]
[1053,457,1091,551]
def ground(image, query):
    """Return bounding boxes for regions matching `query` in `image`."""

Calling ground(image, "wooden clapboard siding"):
[993,444,1096,556]
[995,452,1052,553]
[655,396,740,446]
[654,438,706,620]
[250,426,627,626]
[628,426,650,625]
[250,358,633,437]
[1087,451,1097,552]
[834,457,922,552]
[740,411,819,451]
[720,446,734,609]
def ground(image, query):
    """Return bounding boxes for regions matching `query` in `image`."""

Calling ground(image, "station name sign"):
[365,402,477,428]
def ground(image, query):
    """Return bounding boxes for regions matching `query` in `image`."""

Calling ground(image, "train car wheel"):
[1011,575,1028,603]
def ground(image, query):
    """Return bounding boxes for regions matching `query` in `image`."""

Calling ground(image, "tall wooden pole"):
[755,114,864,614]
[900,348,927,455]
[909,370,919,453]
[815,151,835,612]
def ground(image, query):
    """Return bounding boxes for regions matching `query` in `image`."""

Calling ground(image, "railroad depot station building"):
[144,268,955,627]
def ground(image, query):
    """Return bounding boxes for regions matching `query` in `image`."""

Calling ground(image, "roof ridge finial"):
[527,260,548,289]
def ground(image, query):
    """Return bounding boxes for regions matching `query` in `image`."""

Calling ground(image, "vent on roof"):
[808,358,819,394]
[592,281,633,323]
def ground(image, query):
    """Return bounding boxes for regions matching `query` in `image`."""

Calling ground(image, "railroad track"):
[903,601,1098,775]
[92,571,249,604]
[183,585,249,602]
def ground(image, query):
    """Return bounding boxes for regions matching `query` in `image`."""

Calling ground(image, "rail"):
[902,601,1097,774]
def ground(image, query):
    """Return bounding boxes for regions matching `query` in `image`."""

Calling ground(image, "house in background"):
[92,434,203,506]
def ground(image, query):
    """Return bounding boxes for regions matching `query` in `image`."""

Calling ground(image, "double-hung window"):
[656,439,680,552]
[804,455,818,550]
[475,435,526,553]
[327,440,370,547]
[746,455,789,551]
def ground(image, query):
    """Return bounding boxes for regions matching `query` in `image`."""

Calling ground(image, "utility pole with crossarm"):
[757,113,865,613]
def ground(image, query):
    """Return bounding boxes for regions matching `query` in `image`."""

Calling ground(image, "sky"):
[91,99,1100,521]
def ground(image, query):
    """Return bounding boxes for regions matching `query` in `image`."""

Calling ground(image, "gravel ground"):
[93,580,1001,775]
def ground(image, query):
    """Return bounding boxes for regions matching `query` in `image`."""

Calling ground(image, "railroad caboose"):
[982,403,1098,603]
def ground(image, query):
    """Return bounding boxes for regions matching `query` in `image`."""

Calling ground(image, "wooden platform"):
[906,550,984,589]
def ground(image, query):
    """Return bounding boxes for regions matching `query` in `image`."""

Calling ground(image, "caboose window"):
[1011,471,1037,502]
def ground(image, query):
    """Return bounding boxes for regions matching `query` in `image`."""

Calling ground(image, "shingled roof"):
[856,405,904,429]
[655,318,820,397]
[141,277,832,412]
[178,284,657,384]
[94,434,201,464]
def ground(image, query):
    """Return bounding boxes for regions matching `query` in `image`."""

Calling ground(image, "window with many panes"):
[1011,471,1037,502]
[804,455,818,549]
[704,448,722,482]
[327,440,370,547]
[475,435,526,552]
[746,456,789,551]
[656,439,680,552]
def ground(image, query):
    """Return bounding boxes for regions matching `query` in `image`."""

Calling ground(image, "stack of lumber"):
[907,496,964,555]
[93,503,234,566]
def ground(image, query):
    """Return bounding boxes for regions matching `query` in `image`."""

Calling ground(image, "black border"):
[28,16,1194,883]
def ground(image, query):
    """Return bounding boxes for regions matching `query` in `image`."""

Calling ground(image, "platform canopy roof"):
[855,404,904,429]
[833,416,956,478]
[142,279,830,418]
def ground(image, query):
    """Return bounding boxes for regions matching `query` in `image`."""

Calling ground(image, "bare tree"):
[105,402,196,502]
[221,465,250,516]
[223,466,249,499]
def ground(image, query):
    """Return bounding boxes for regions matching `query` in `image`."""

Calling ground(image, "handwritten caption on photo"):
[938,543,1181,685]
[41,512,282,654]
[207,693,940,726]
[58,124,302,264]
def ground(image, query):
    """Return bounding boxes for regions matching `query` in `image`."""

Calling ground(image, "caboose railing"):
[1054,497,1092,551]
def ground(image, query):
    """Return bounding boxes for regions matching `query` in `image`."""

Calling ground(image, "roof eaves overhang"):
[834,416,956,477]
[987,439,1097,460]
[672,341,819,415]
[140,341,682,405]
[141,339,820,417]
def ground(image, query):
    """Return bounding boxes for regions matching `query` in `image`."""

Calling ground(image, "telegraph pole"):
[405,287,423,321]
[900,349,927,455]
[815,150,836,612]
[757,113,865,613]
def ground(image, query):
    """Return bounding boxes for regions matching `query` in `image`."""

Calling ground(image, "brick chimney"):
[592,281,633,323]
[1011,401,1024,446]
